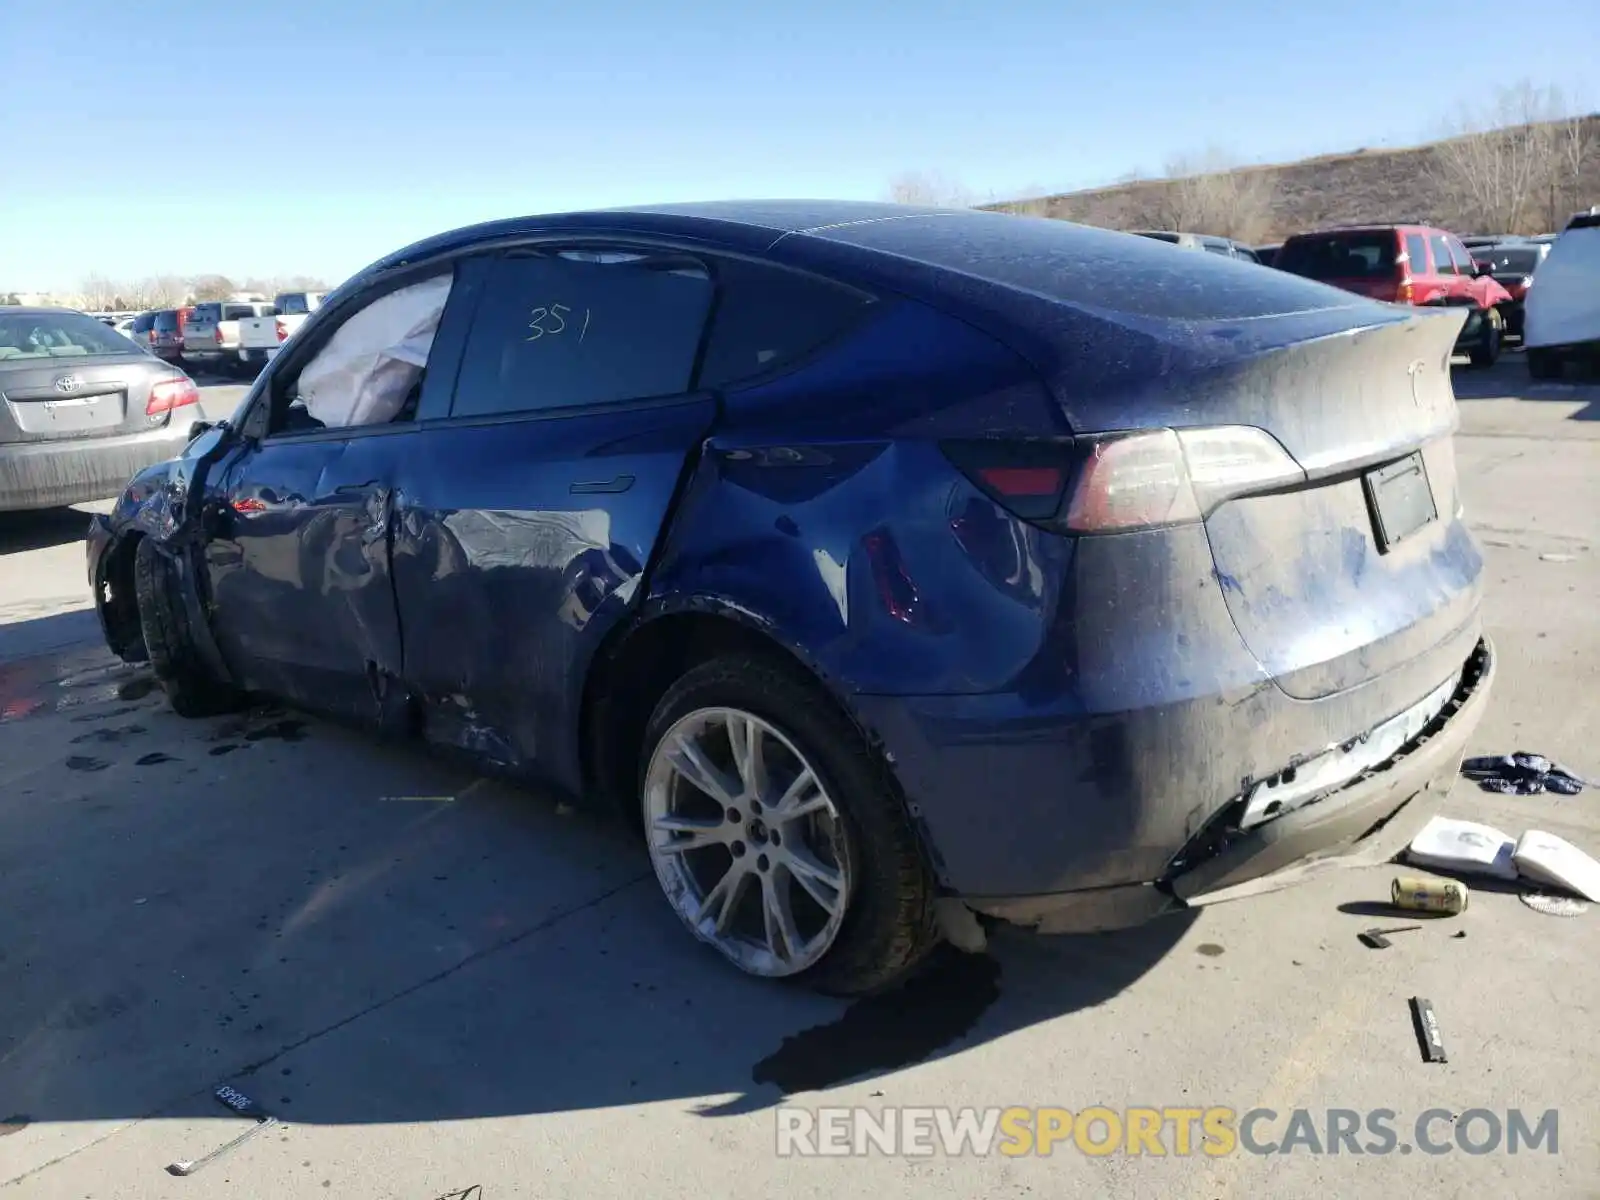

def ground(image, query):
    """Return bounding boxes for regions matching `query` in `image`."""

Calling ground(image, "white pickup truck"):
[237,291,327,370]
[182,299,276,374]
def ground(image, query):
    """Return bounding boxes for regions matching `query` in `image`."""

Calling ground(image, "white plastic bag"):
[298,273,453,428]
[1404,816,1520,881]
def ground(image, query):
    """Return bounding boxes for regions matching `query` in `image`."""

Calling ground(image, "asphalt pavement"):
[0,357,1596,1198]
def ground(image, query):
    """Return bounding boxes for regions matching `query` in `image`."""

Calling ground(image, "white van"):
[1524,208,1600,380]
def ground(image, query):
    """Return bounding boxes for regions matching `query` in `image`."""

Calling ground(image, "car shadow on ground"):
[0,507,94,556]
[0,621,1196,1150]
[1450,356,1600,419]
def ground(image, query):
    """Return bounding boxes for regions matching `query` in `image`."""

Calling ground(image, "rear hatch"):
[791,211,1478,701]
[0,309,184,444]
[185,303,224,351]
[1274,231,1403,301]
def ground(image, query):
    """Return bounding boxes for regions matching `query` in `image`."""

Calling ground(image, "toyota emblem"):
[53,374,83,395]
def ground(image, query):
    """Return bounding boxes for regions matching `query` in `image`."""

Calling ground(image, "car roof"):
[0,306,84,316]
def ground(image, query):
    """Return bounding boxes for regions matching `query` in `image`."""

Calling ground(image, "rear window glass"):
[697,258,873,389]
[810,212,1360,321]
[1275,233,1398,280]
[133,312,157,332]
[277,294,315,315]
[154,311,181,332]
[0,312,139,359]
[190,303,221,323]
[223,304,258,320]
[1474,247,1542,274]
[451,250,714,418]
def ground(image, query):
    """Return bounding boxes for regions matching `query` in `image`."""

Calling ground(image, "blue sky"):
[4,0,1596,290]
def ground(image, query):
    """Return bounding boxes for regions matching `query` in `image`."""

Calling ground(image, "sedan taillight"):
[276,319,289,343]
[147,377,200,417]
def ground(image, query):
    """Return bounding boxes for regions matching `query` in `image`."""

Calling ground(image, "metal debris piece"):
[1520,891,1591,917]
[1359,924,1423,949]
[166,1117,280,1177]
[1409,997,1448,1063]
[165,1086,280,1177]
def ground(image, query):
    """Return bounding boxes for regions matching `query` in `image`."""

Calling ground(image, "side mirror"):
[189,419,214,440]
[1472,261,1494,278]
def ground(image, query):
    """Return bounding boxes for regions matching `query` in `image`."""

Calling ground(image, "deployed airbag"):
[298,273,453,427]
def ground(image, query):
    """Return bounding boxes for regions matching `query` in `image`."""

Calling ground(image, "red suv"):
[1275,224,1512,367]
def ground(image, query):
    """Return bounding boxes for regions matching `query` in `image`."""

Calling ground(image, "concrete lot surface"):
[0,358,1596,1198]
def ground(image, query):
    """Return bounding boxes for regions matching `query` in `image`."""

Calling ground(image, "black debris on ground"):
[1461,752,1587,796]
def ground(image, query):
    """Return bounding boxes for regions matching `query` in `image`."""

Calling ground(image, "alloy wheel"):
[643,706,853,977]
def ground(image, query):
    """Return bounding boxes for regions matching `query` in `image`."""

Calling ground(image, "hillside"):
[988,117,1600,241]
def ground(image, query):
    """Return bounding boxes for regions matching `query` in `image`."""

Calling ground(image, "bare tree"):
[1554,107,1595,228]
[187,274,238,302]
[1427,81,1574,233]
[1134,149,1275,240]
[77,273,120,311]
[886,170,977,208]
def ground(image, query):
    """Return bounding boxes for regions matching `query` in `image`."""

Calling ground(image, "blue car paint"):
[86,200,1492,926]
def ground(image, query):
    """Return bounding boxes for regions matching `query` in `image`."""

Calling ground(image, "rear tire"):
[133,537,245,718]
[1467,308,1502,369]
[1527,348,1562,380]
[639,654,939,996]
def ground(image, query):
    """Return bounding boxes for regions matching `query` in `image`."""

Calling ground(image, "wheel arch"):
[98,530,148,662]
[578,598,929,859]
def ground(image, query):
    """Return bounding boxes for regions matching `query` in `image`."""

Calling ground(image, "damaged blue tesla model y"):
[86,201,1494,994]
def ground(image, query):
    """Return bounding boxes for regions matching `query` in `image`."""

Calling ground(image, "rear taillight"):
[147,377,200,417]
[276,319,289,343]
[942,426,1305,534]
[1397,277,1414,303]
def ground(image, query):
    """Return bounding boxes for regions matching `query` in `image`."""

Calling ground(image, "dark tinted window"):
[1447,239,1477,273]
[154,310,181,332]
[133,312,158,333]
[1276,233,1398,280]
[277,293,314,315]
[451,250,714,418]
[697,258,872,390]
[1428,235,1456,276]
[1474,247,1542,274]
[223,304,257,321]
[190,303,222,323]
[0,312,139,359]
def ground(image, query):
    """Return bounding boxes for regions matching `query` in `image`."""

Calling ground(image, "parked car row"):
[115,291,326,375]
[1146,210,1599,377]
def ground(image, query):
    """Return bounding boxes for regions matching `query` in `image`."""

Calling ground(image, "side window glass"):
[269,271,455,435]
[696,258,874,390]
[1404,234,1429,275]
[1428,235,1456,276]
[450,250,713,419]
[1448,239,1476,274]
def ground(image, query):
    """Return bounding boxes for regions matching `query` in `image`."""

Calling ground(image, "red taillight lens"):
[940,441,1072,521]
[276,319,289,343]
[1397,277,1414,303]
[147,377,199,417]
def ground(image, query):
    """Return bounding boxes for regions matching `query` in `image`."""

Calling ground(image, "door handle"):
[570,474,635,495]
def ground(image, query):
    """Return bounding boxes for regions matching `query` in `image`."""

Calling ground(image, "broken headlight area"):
[1160,639,1491,881]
